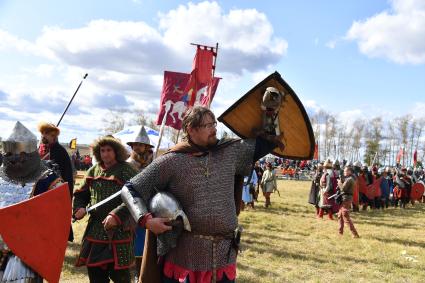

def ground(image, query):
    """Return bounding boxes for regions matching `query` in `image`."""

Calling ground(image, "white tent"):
[113,125,175,152]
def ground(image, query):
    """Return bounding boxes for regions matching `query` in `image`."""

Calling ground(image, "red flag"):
[157,71,220,130]
[184,47,215,107]
[313,143,319,160]
[156,71,191,130]
[413,149,418,167]
[396,148,403,164]
[200,77,221,106]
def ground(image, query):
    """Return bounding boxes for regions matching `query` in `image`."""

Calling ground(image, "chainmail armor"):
[129,138,255,271]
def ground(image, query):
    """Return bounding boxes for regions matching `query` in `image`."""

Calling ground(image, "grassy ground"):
[61,180,425,282]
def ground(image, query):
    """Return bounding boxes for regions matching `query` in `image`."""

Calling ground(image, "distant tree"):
[363,117,382,165]
[396,115,410,166]
[350,119,365,162]
[102,110,125,135]
[131,110,148,127]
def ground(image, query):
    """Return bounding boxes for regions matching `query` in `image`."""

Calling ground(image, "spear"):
[57,73,88,127]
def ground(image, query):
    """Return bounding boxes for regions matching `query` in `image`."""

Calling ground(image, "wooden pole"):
[154,105,171,159]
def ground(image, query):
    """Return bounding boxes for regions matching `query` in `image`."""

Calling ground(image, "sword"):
[327,192,338,200]
[87,190,122,213]
[72,190,121,222]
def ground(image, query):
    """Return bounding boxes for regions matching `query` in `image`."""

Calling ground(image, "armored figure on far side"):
[0,122,64,282]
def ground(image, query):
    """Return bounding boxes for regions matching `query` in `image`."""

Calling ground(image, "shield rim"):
[218,71,315,160]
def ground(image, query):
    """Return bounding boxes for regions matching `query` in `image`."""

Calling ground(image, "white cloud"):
[325,40,337,49]
[0,29,36,54]
[0,1,288,143]
[345,0,425,64]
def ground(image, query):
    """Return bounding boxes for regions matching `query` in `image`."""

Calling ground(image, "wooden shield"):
[218,71,315,159]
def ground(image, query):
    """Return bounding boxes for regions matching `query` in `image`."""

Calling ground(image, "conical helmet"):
[126,126,153,148]
[2,121,37,154]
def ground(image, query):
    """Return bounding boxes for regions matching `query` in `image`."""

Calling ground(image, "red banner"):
[184,47,215,107]
[313,143,319,160]
[156,71,220,130]
[396,147,403,164]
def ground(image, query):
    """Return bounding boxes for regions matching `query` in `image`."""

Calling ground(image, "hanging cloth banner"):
[184,47,215,107]
[157,71,220,130]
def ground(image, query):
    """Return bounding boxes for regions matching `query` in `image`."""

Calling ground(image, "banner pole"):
[154,106,171,159]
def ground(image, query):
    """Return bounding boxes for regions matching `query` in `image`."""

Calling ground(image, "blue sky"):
[0,0,424,144]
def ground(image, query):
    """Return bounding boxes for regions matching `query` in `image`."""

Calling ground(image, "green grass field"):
[61,180,425,282]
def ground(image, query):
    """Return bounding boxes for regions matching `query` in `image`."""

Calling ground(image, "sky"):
[0,0,424,144]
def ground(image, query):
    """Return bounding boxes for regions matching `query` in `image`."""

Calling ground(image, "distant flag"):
[313,143,319,160]
[396,147,403,164]
[69,138,77,150]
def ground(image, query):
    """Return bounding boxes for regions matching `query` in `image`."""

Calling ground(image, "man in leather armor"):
[120,106,278,283]
[0,121,64,282]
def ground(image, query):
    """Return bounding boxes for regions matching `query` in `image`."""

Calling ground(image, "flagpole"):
[154,106,171,159]
[208,42,219,109]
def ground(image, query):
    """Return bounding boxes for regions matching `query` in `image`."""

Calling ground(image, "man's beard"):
[131,151,152,167]
[207,135,218,147]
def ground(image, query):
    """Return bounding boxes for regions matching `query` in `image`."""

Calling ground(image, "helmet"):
[2,121,38,155]
[149,192,191,232]
[353,161,362,168]
[262,87,283,110]
[126,126,153,148]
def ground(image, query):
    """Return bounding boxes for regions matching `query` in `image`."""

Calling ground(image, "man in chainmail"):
[0,121,64,282]
[120,106,279,283]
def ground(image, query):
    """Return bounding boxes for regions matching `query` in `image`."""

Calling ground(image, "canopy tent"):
[113,125,175,152]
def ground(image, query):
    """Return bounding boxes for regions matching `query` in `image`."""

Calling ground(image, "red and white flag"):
[156,71,220,130]
[156,71,191,130]
[184,47,216,107]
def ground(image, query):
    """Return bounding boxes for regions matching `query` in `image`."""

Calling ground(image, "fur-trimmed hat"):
[323,159,333,169]
[37,122,60,135]
[92,136,129,163]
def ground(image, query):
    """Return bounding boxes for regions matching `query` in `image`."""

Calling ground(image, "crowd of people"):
[0,105,282,283]
[71,150,93,171]
[4,104,425,282]
[308,158,425,237]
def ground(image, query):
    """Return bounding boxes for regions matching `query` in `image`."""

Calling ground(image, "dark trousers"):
[162,273,234,283]
[87,264,131,283]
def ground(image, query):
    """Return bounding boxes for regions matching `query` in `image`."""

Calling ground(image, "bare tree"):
[350,119,365,162]
[395,115,411,166]
[102,110,125,135]
[363,117,382,165]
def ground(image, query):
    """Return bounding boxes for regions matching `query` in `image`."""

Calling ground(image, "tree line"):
[310,110,425,167]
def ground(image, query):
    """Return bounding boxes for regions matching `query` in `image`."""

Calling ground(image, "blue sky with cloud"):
[0,0,424,144]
